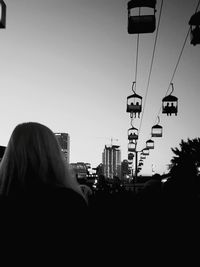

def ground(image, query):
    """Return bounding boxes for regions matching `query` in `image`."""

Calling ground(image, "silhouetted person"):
[165,102,170,115]
[170,102,175,115]
[0,122,88,245]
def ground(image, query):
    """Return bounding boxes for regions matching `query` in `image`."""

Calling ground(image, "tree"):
[169,137,200,172]
[165,138,200,199]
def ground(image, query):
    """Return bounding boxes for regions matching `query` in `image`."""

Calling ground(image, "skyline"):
[0,0,200,175]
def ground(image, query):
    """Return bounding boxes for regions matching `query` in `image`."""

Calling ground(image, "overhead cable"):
[154,0,200,123]
[138,0,164,135]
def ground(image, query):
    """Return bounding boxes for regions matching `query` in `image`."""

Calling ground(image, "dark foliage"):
[169,137,200,172]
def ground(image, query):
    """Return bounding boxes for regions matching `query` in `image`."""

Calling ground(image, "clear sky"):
[0,0,200,175]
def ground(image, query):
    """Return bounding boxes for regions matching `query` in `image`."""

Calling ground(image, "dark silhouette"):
[163,159,198,201]
[160,138,200,227]
[170,137,200,171]
[0,0,6,29]
[137,173,163,202]
[168,137,200,198]
[127,0,156,34]
[0,122,88,242]
[79,183,93,204]
[0,145,6,162]
[91,175,111,210]
[189,11,200,45]
[191,25,200,45]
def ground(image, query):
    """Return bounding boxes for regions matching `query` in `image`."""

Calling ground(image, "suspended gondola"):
[142,148,149,156]
[162,83,178,116]
[128,152,134,160]
[0,0,6,28]
[126,82,142,118]
[127,0,157,34]
[146,139,154,149]
[151,116,163,137]
[128,126,138,141]
[189,11,200,46]
[128,160,133,165]
[128,140,137,152]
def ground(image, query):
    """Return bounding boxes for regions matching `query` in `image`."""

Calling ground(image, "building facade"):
[102,145,121,179]
[54,133,70,163]
[70,162,89,180]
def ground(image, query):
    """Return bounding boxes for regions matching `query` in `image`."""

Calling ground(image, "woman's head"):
[0,122,82,196]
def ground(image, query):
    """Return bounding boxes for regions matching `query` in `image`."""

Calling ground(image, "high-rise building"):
[102,145,121,179]
[54,133,70,163]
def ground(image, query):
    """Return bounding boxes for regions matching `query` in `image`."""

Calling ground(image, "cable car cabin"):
[142,148,149,156]
[146,139,154,149]
[128,140,136,152]
[162,95,178,116]
[190,26,200,45]
[126,93,142,118]
[128,153,134,160]
[128,127,138,141]
[127,0,156,34]
[0,0,6,28]
[189,11,200,45]
[151,124,163,137]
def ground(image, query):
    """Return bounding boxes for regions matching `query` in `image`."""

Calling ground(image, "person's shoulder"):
[51,186,88,209]
[48,187,89,230]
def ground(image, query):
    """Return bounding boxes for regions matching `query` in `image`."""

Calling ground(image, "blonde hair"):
[0,122,84,198]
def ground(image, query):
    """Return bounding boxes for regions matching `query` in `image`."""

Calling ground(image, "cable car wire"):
[128,0,200,173]
[195,0,200,11]
[137,0,200,154]
[138,0,164,136]
[152,27,190,123]
[134,7,141,92]
[153,0,200,123]
[164,29,190,98]
[164,0,200,97]
[134,33,140,91]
